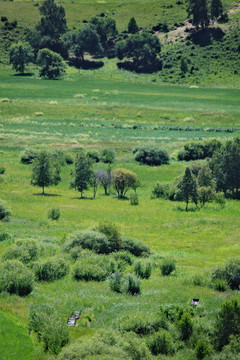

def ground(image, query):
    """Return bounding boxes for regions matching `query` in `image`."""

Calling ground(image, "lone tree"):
[176,167,198,211]
[128,17,139,34]
[112,168,138,198]
[95,169,111,195]
[70,153,93,198]
[9,42,34,74]
[31,151,61,195]
[37,49,66,79]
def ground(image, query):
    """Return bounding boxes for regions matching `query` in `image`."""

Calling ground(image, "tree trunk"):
[186,201,188,212]
[81,190,83,198]
[42,186,45,195]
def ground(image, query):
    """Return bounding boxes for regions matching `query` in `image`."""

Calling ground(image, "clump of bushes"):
[121,237,150,257]
[64,230,110,254]
[97,222,122,252]
[116,312,168,335]
[152,183,175,200]
[29,304,69,354]
[211,258,240,290]
[0,166,6,174]
[0,260,35,296]
[160,258,176,276]
[33,257,69,282]
[101,148,115,163]
[134,261,152,279]
[73,257,108,282]
[3,239,39,264]
[0,200,11,221]
[134,146,170,166]
[177,138,222,161]
[87,149,100,162]
[47,207,61,220]
[20,149,38,164]
[148,330,175,355]
[110,273,141,295]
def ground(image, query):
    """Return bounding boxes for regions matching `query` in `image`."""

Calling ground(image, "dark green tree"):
[116,32,161,71]
[37,49,66,79]
[31,151,61,195]
[186,0,209,28]
[9,42,34,74]
[211,0,223,21]
[90,16,118,49]
[128,17,139,34]
[210,137,240,198]
[180,57,188,74]
[71,25,103,61]
[70,153,93,198]
[37,0,67,40]
[213,299,240,351]
[176,167,198,211]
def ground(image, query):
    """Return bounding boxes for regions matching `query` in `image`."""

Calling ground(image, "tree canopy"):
[176,167,198,211]
[9,42,34,74]
[37,48,66,79]
[31,151,61,195]
[70,153,93,198]
[112,168,138,198]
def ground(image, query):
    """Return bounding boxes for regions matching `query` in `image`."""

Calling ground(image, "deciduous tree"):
[37,49,66,79]
[70,153,93,198]
[9,42,34,74]
[112,168,138,198]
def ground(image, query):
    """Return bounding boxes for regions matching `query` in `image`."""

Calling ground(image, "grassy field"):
[0,62,239,359]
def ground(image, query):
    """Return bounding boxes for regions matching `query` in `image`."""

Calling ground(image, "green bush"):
[121,237,150,257]
[178,138,222,161]
[3,239,39,264]
[134,146,170,166]
[109,271,123,293]
[73,257,107,281]
[97,222,122,252]
[87,149,100,163]
[125,273,141,295]
[134,261,152,279]
[0,260,35,296]
[34,257,69,282]
[20,149,38,164]
[47,207,61,220]
[69,245,82,260]
[148,331,175,355]
[0,200,11,221]
[178,313,193,341]
[29,303,55,336]
[130,192,139,205]
[41,317,69,354]
[0,232,11,242]
[65,230,110,254]
[195,339,212,360]
[113,251,133,266]
[160,258,176,276]
[101,149,115,163]
[212,278,229,292]
[152,182,176,200]
[116,313,168,335]
[65,153,74,165]
[211,258,240,290]
[0,166,6,174]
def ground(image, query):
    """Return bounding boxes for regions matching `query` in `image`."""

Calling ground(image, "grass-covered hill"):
[0,0,240,86]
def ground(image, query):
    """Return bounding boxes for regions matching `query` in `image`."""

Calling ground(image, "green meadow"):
[0,62,239,359]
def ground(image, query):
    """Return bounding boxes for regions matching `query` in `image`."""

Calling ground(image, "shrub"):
[64,230,110,254]
[109,271,123,293]
[160,258,176,276]
[101,149,115,163]
[3,239,39,264]
[215,192,226,207]
[0,200,11,221]
[41,317,69,354]
[20,149,38,164]
[0,166,5,174]
[195,339,212,360]
[116,313,168,335]
[130,192,139,205]
[134,146,170,166]
[0,232,11,242]
[97,222,122,252]
[34,257,69,282]
[134,261,152,279]
[47,207,61,220]
[113,251,133,266]
[152,182,176,200]
[212,278,229,292]
[125,273,141,295]
[148,331,175,355]
[0,260,34,296]
[69,245,82,260]
[178,313,193,341]
[65,153,74,165]
[178,138,222,161]
[29,303,55,336]
[211,258,240,290]
[121,237,150,257]
[73,257,107,281]
[87,149,100,163]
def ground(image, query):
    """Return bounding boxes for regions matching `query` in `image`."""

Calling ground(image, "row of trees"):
[31,150,138,198]
[187,0,224,28]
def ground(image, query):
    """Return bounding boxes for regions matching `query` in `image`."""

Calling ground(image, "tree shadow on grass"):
[71,196,94,200]
[188,27,224,47]
[33,193,62,197]
[11,73,34,77]
[176,206,200,212]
